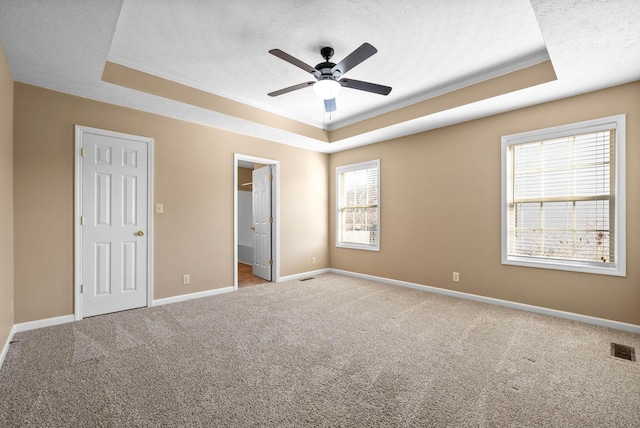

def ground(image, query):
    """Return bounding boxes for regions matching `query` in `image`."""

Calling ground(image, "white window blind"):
[502,115,625,276]
[336,160,380,251]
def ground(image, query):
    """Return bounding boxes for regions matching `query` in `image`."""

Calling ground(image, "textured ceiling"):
[0,0,639,153]
[108,0,546,129]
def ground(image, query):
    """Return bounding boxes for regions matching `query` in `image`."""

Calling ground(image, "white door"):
[252,166,272,281]
[80,128,149,317]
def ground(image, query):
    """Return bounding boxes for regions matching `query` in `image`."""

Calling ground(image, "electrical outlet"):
[311,257,316,265]
[182,274,190,285]
[453,272,460,282]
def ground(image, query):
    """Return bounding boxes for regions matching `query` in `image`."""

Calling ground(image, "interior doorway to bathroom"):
[234,154,280,289]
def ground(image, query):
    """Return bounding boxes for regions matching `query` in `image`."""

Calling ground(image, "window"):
[336,160,380,251]
[501,115,625,276]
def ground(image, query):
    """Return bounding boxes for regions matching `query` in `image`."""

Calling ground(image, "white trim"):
[233,154,281,290]
[336,159,381,251]
[109,48,550,133]
[74,125,155,320]
[279,269,331,282]
[0,325,17,369]
[3,314,76,368]
[2,314,76,368]
[107,55,326,130]
[152,286,234,307]
[329,269,640,334]
[14,314,75,333]
[500,114,626,277]
[324,48,551,132]
[74,126,81,320]
[147,137,155,310]
[3,282,234,368]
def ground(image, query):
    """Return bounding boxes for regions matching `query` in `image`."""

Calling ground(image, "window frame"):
[336,159,381,251]
[501,115,626,276]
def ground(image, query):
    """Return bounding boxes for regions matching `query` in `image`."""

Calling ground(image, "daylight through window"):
[502,115,625,276]
[336,160,380,251]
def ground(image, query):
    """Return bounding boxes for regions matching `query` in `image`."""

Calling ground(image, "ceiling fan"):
[268,43,392,113]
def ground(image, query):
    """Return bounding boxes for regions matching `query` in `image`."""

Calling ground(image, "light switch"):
[155,203,164,214]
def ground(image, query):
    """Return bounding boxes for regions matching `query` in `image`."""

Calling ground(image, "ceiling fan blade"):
[268,81,315,97]
[339,78,392,95]
[331,43,377,75]
[269,49,319,75]
[324,98,337,113]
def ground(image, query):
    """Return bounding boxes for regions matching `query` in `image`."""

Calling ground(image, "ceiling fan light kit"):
[313,79,341,99]
[268,43,392,113]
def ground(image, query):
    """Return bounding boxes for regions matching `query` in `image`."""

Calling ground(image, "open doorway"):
[234,154,280,290]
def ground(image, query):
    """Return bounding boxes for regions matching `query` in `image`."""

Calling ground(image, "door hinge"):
[80,216,85,225]
[269,175,273,181]
[269,217,273,224]
[80,284,84,294]
[80,147,85,157]
[269,259,273,266]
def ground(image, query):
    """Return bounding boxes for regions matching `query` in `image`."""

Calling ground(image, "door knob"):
[137,230,144,236]
[250,226,255,231]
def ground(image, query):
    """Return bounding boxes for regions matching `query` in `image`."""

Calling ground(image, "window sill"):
[502,255,625,277]
[336,243,380,252]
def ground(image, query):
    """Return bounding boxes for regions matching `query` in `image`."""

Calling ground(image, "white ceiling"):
[0,0,639,153]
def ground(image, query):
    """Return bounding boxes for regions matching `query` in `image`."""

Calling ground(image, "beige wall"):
[10,76,640,326]
[329,81,640,325]
[13,83,329,323]
[0,44,14,347]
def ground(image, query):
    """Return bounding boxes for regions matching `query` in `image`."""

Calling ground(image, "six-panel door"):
[81,131,148,317]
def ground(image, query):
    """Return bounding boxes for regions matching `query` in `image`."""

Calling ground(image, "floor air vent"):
[299,277,314,282]
[611,343,636,361]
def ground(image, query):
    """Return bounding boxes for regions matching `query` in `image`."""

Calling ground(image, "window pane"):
[339,207,378,244]
[514,229,541,256]
[507,127,615,265]
[575,200,609,231]
[512,199,612,263]
[337,160,380,250]
[514,202,541,229]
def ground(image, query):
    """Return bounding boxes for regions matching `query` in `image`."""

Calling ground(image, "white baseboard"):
[279,268,330,282]
[330,269,640,334]
[14,314,75,333]
[152,286,235,306]
[0,325,17,369]
[3,269,636,371]
[2,287,240,368]
[1,314,75,369]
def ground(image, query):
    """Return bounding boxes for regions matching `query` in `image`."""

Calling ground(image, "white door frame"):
[233,153,280,290]
[74,125,154,320]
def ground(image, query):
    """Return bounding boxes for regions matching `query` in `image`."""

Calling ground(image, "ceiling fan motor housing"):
[316,47,342,80]
[315,62,341,80]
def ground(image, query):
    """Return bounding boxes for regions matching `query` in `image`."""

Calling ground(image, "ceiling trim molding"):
[107,54,327,129]
[102,61,330,143]
[330,60,557,142]
[325,48,552,131]
[102,58,557,146]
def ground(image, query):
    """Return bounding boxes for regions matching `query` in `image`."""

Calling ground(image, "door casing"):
[234,153,280,290]
[74,125,154,320]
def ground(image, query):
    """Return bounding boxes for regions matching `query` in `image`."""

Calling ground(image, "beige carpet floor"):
[1,273,639,427]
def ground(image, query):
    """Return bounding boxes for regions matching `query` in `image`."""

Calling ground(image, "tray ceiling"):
[0,0,639,153]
